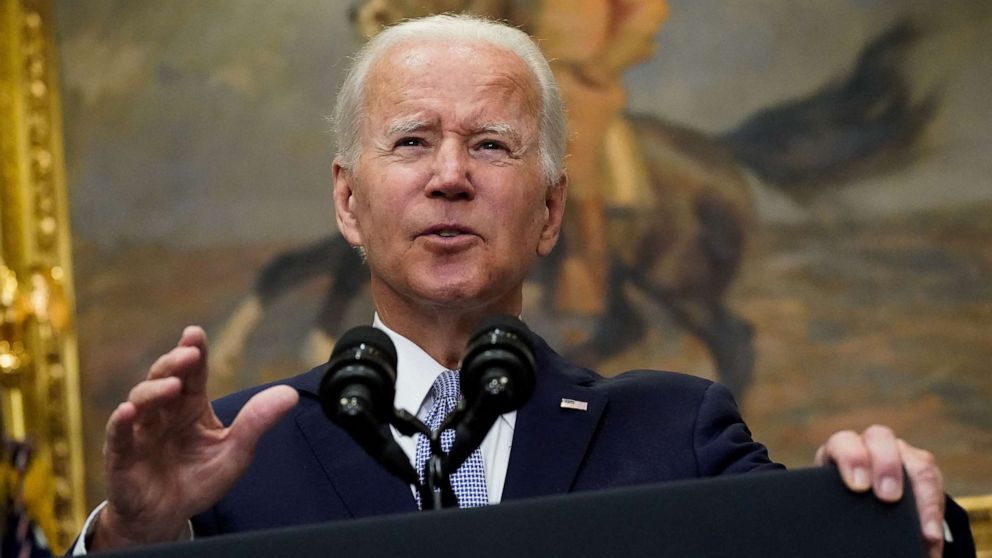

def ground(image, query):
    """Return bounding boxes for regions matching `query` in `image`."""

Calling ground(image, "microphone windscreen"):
[470,315,531,343]
[331,325,397,366]
[319,326,419,487]
[321,325,398,425]
[461,315,536,411]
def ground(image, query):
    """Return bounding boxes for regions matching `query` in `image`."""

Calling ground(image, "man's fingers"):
[816,430,871,492]
[179,325,207,352]
[817,426,906,500]
[148,346,202,381]
[127,377,183,410]
[178,326,210,395]
[862,425,903,502]
[898,440,945,548]
[146,327,210,395]
[105,402,137,461]
[817,427,945,556]
[228,386,299,454]
[902,441,945,557]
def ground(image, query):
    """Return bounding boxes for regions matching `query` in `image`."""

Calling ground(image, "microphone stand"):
[400,357,530,509]
[390,409,458,510]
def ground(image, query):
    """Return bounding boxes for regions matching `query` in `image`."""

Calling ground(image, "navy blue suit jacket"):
[192,335,782,535]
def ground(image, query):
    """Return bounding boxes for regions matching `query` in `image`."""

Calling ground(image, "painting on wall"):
[55,0,991,506]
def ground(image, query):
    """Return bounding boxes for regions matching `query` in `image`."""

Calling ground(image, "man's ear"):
[332,159,364,247]
[537,173,567,257]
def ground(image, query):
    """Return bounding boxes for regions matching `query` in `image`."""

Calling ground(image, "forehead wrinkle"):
[364,42,541,143]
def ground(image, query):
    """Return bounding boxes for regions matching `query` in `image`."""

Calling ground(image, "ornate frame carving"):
[0,0,85,552]
[959,495,992,558]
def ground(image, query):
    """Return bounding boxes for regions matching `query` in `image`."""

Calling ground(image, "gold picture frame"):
[1,0,85,552]
[960,495,992,558]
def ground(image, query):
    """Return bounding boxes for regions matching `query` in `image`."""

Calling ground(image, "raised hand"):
[92,326,299,550]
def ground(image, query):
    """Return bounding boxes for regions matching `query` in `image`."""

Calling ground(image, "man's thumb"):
[228,385,299,451]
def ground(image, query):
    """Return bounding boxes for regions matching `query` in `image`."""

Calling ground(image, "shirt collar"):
[373,313,448,416]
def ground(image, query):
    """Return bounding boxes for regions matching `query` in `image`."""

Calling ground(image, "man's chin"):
[417,285,489,308]
[410,281,519,315]
[369,266,522,315]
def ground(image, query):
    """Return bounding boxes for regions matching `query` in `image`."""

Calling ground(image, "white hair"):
[332,14,567,186]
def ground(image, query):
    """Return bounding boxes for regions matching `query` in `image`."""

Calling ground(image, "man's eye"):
[477,140,507,151]
[395,137,426,148]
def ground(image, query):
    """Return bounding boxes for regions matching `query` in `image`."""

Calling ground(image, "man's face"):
[333,40,565,316]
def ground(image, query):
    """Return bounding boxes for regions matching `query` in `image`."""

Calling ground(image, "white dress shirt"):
[375,314,516,504]
[74,316,515,554]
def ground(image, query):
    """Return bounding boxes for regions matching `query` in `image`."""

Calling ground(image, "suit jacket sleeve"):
[692,381,783,476]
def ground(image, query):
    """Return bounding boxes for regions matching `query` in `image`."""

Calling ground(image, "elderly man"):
[76,15,950,556]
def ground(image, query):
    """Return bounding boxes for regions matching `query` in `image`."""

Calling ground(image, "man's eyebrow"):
[383,120,523,144]
[384,119,432,137]
[476,122,522,144]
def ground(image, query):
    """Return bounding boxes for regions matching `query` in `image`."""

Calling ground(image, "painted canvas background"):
[54,0,991,507]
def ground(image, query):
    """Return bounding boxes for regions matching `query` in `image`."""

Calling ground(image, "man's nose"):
[426,140,475,200]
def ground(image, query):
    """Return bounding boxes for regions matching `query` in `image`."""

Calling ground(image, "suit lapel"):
[501,338,607,501]
[292,369,418,518]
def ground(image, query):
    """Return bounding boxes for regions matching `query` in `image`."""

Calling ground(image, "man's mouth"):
[421,224,476,238]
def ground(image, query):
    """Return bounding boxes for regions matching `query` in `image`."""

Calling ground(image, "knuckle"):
[828,429,857,446]
[917,449,937,468]
[148,353,170,375]
[919,498,943,524]
[911,468,944,503]
[902,442,939,472]
[127,383,144,402]
[915,463,942,486]
[824,435,870,466]
[863,424,894,439]
[876,453,903,471]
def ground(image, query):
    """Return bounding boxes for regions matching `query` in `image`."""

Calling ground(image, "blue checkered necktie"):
[414,370,489,509]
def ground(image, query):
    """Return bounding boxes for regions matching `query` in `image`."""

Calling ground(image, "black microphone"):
[442,315,536,476]
[319,326,419,485]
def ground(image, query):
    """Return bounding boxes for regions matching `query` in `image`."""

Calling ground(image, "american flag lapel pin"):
[560,398,588,411]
